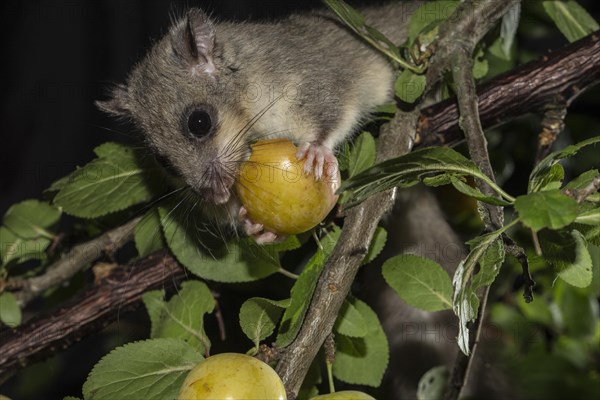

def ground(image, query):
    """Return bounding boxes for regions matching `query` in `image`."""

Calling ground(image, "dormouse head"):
[96,9,249,205]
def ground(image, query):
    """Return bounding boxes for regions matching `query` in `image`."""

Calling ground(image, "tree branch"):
[12,216,142,308]
[418,31,600,148]
[566,175,600,203]
[0,251,186,384]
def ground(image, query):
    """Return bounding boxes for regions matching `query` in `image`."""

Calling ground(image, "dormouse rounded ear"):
[95,84,131,117]
[171,8,216,76]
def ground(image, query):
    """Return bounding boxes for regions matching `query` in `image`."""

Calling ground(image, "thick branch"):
[0,251,186,384]
[419,31,600,147]
[13,216,142,307]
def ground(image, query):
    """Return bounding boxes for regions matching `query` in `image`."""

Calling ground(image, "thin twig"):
[503,235,535,303]
[12,216,142,308]
[565,175,600,203]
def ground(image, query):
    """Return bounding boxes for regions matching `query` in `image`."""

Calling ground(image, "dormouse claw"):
[239,206,283,245]
[295,142,338,180]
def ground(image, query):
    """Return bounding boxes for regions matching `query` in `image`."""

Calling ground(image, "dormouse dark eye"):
[186,106,214,138]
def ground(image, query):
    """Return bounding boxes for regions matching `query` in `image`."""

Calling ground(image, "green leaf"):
[54,143,163,218]
[46,175,70,194]
[452,222,514,355]
[422,174,454,187]
[532,163,565,193]
[340,147,501,208]
[142,289,165,334]
[0,226,50,266]
[374,103,397,115]
[554,280,597,337]
[135,209,166,257]
[0,292,22,328]
[407,1,460,45]
[530,136,600,193]
[333,298,389,387]
[516,294,555,327]
[565,169,599,191]
[141,281,215,354]
[297,387,319,400]
[557,230,593,288]
[575,208,600,225]
[450,177,512,206]
[63,397,82,400]
[577,223,600,246]
[362,227,387,265]
[338,142,351,172]
[471,238,505,289]
[323,0,410,70]
[589,243,600,296]
[264,235,302,253]
[276,228,340,347]
[543,1,599,42]
[417,366,449,400]
[334,298,368,338]
[499,3,521,60]
[382,254,453,312]
[472,47,489,80]
[239,297,289,349]
[395,69,426,103]
[323,0,364,29]
[159,207,280,282]
[348,132,376,178]
[3,200,60,239]
[82,338,203,400]
[515,190,579,231]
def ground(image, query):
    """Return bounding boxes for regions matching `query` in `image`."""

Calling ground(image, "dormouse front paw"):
[239,206,283,245]
[296,142,338,181]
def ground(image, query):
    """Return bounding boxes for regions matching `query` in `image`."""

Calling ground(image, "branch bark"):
[0,251,186,384]
[418,31,600,148]
[13,216,142,307]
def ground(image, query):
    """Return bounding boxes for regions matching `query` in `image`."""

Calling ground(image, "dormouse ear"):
[95,84,131,117]
[172,8,216,75]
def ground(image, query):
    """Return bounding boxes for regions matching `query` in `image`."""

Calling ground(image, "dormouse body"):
[97,2,421,242]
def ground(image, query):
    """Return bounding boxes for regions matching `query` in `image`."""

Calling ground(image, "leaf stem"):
[476,172,516,203]
[531,229,542,256]
[326,360,335,394]
[278,267,299,280]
